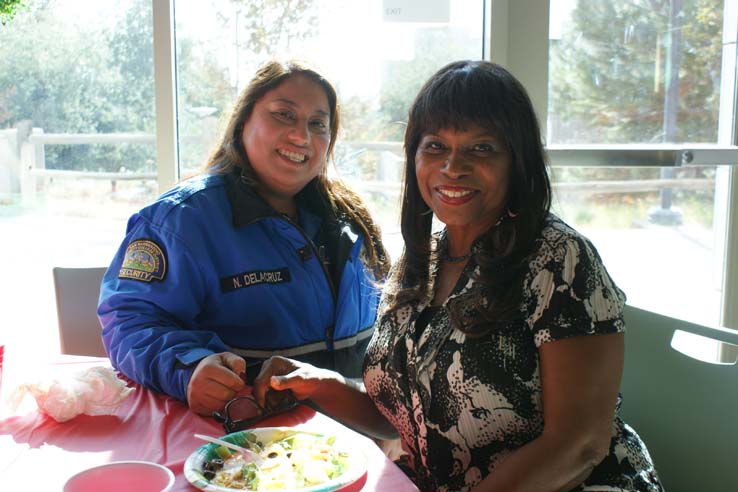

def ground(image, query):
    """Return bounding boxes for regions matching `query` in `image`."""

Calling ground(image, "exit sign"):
[382,0,450,23]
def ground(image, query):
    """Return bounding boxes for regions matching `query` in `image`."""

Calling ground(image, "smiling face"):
[415,123,511,241]
[241,74,331,213]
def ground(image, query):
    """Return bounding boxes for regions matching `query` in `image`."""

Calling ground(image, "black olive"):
[267,451,278,459]
[203,470,215,480]
[204,458,224,472]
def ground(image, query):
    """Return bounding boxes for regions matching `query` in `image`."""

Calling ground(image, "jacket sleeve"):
[97,213,230,402]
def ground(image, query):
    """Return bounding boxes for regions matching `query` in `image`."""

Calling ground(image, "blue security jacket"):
[98,170,381,402]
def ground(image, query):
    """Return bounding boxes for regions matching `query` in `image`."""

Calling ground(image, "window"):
[546,0,737,329]
[0,0,486,353]
[2,0,737,357]
[0,0,158,352]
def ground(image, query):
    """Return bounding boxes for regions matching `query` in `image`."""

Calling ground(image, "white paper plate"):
[184,427,367,492]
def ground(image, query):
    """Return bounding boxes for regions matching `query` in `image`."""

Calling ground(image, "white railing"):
[3,128,716,199]
[16,130,160,194]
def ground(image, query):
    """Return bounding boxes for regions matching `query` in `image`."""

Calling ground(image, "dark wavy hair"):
[204,59,389,279]
[388,60,551,330]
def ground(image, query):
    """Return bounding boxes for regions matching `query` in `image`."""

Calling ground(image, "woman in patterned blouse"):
[252,60,664,492]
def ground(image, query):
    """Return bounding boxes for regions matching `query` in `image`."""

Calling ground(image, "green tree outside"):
[550,0,722,145]
[548,0,721,228]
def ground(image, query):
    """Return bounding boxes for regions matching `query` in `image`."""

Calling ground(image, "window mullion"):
[720,0,738,329]
[547,144,738,167]
[494,0,550,138]
[152,0,179,192]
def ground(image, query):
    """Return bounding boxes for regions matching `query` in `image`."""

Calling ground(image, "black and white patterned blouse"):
[363,214,663,492]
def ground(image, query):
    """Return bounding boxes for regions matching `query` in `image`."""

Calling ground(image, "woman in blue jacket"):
[97,59,390,416]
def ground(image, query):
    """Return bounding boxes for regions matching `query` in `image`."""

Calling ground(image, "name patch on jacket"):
[221,268,291,292]
[119,239,167,282]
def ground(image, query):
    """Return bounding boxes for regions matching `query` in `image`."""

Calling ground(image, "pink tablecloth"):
[0,354,418,491]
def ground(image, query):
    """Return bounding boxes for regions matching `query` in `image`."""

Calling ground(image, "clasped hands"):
[186,352,329,417]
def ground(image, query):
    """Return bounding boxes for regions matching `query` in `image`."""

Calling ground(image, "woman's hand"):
[253,356,399,440]
[251,356,339,408]
[186,352,246,416]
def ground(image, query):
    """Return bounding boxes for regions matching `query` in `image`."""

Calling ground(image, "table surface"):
[0,351,418,491]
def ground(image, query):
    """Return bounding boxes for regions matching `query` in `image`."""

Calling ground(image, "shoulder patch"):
[119,239,167,282]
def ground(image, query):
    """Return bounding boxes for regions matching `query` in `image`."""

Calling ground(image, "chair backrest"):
[52,266,108,357]
[621,305,738,492]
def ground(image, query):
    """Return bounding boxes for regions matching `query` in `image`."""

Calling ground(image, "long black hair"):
[388,60,551,330]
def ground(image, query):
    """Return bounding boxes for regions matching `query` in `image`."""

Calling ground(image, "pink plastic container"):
[63,461,175,492]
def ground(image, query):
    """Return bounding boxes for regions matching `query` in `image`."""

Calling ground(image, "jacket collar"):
[223,167,337,229]
[224,168,278,227]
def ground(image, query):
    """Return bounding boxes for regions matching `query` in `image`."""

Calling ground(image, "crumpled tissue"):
[10,366,134,422]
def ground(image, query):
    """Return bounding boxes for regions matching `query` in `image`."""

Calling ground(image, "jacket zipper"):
[278,214,338,301]
[244,213,342,349]
[279,214,340,349]
[244,213,338,300]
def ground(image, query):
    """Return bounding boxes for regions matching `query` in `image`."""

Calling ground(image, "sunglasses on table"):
[213,389,298,434]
